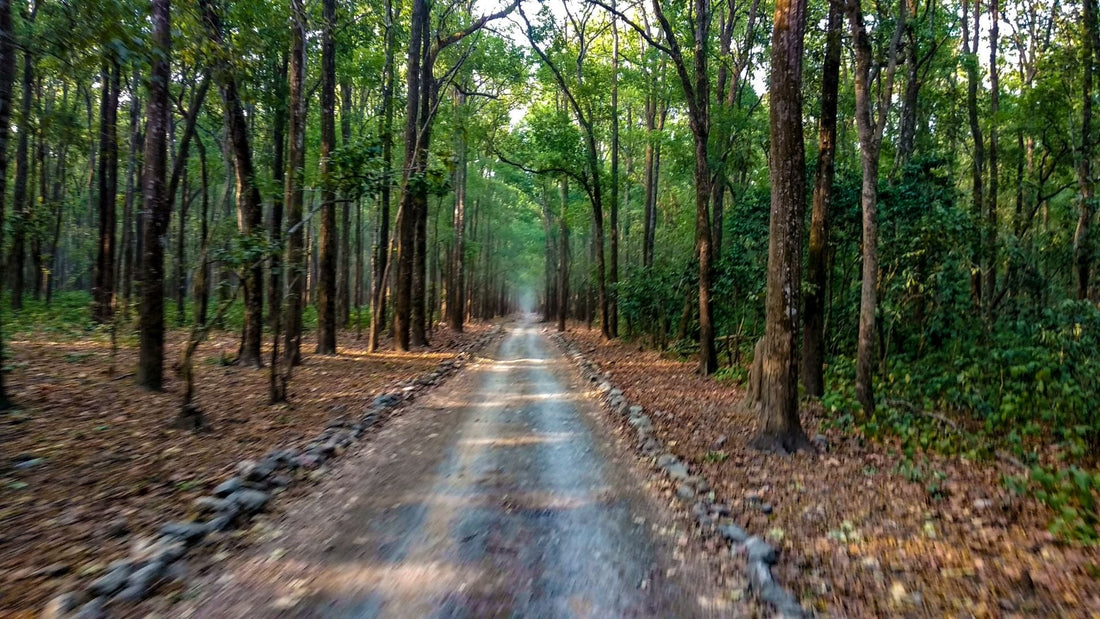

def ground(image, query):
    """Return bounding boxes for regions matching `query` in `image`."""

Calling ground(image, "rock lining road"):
[181,321,733,617]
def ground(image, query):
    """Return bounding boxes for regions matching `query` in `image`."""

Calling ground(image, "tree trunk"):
[199,0,264,367]
[0,0,16,406]
[338,78,352,327]
[317,0,338,355]
[642,90,657,269]
[964,0,985,305]
[393,0,427,352]
[609,2,620,337]
[558,178,569,332]
[369,0,395,352]
[93,59,120,322]
[849,0,904,416]
[268,53,287,331]
[1076,0,1098,299]
[985,0,1000,312]
[284,0,307,366]
[448,89,467,332]
[120,73,141,313]
[9,3,35,310]
[136,0,171,391]
[801,0,842,398]
[752,0,812,452]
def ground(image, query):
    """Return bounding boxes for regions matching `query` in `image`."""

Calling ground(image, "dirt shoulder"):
[562,328,1100,617]
[0,323,491,617]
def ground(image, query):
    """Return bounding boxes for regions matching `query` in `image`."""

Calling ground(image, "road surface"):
[183,322,729,618]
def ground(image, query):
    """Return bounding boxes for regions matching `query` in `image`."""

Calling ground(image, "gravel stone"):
[676,484,696,501]
[227,488,270,513]
[88,563,131,596]
[159,522,208,544]
[666,463,690,480]
[42,592,82,618]
[744,536,777,564]
[212,477,243,497]
[192,496,232,513]
[656,453,679,468]
[718,523,749,543]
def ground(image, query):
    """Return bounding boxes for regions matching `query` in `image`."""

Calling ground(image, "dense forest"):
[1,0,1099,547]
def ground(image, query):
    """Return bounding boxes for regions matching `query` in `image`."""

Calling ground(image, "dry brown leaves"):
[564,328,1100,618]
[0,323,490,617]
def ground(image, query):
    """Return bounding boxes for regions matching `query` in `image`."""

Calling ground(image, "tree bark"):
[317,0,338,355]
[284,0,307,366]
[1076,0,1098,299]
[199,0,264,367]
[93,60,120,322]
[338,78,352,327]
[9,2,35,310]
[849,0,905,416]
[136,0,171,390]
[369,0,395,352]
[801,0,842,398]
[448,88,468,332]
[558,178,569,332]
[753,0,812,452]
[0,0,16,406]
[268,53,287,331]
[609,0,620,337]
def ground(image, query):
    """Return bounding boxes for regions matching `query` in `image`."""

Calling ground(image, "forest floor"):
[562,328,1100,617]
[0,318,491,617]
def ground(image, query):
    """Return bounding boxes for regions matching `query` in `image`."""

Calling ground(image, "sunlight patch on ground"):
[458,432,577,447]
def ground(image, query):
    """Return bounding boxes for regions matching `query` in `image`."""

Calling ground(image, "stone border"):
[43,326,503,619]
[551,333,806,619]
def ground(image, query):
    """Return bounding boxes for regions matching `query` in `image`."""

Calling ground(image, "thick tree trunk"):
[136,0,171,391]
[393,0,427,352]
[753,0,811,452]
[801,0,842,398]
[317,0,338,355]
[284,0,307,366]
[199,0,264,367]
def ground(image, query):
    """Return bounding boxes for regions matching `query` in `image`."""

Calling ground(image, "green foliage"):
[1008,466,1100,542]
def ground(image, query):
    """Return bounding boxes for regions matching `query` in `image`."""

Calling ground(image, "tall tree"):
[753,0,812,452]
[92,60,120,323]
[1076,0,1098,299]
[368,0,395,352]
[284,0,307,365]
[9,1,35,310]
[849,0,905,416]
[136,0,171,390]
[317,0,338,354]
[0,0,16,407]
[801,0,843,398]
[198,0,264,367]
[448,86,468,332]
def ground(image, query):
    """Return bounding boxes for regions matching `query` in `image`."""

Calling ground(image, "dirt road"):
[182,322,730,617]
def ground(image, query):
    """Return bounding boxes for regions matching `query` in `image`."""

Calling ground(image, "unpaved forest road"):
[182,320,728,618]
